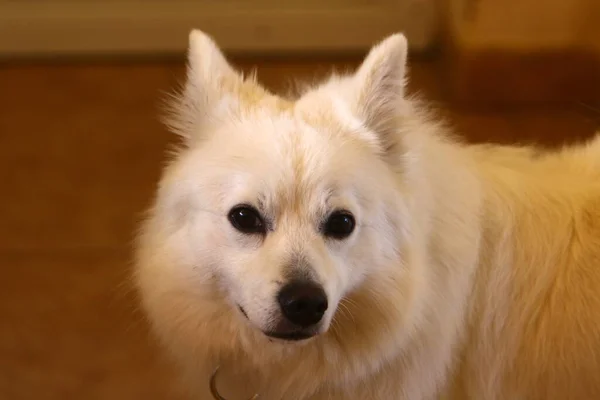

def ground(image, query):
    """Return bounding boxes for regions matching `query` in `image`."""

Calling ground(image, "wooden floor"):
[0,56,598,399]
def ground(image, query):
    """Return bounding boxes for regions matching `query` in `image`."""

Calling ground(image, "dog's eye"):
[228,206,266,234]
[323,211,355,239]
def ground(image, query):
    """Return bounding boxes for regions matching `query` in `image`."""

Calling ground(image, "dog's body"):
[134,30,600,400]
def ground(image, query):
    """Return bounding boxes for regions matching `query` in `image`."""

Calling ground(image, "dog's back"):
[449,135,600,399]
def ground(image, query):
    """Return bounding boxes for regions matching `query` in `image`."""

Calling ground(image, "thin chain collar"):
[210,365,260,400]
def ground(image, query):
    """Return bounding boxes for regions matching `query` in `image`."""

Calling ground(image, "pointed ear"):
[187,29,237,87]
[350,33,409,154]
[164,30,242,144]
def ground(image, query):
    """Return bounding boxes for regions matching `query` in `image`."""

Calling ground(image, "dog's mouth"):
[262,330,315,341]
[238,305,249,319]
[237,305,318,342]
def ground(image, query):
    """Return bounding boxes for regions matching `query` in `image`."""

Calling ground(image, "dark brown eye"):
[228,206,265,234]
[323,211,355,239]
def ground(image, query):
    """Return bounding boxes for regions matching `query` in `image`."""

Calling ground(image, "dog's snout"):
[277,280,328,328]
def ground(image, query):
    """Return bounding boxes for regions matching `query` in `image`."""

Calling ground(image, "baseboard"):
[442,44,600,107]
[0,1,437,59]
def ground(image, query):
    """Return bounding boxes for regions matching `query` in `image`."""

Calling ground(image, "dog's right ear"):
[164,30,243,144]
[187,29,237,87]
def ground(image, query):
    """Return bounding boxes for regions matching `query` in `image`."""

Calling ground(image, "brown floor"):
[0,56,598,400]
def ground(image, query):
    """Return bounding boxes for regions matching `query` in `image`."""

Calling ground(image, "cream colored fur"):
[134,30,600,400]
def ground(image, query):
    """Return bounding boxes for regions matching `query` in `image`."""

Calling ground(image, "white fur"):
[134,30,600,399]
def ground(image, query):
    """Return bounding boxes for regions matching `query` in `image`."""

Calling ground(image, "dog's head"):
[137,31,417,349]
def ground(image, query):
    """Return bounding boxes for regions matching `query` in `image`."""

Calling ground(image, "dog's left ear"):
[350,34,408,155]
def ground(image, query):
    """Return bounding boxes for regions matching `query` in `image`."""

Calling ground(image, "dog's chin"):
[237,305,320,343]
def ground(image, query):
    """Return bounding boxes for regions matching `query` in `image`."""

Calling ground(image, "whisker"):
[576,101,600,115]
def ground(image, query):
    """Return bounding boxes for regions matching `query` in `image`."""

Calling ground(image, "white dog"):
[134,30,600,399]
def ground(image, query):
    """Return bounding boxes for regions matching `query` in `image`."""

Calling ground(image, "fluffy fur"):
[134,30,600,400]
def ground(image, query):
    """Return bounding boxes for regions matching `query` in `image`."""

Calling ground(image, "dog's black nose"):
[277,280,328,328]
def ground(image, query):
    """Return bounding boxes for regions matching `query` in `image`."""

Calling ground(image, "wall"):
[448,0,599,51]
[442,0,600,105]
[0,0,438,57]
[581,1,600,52]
